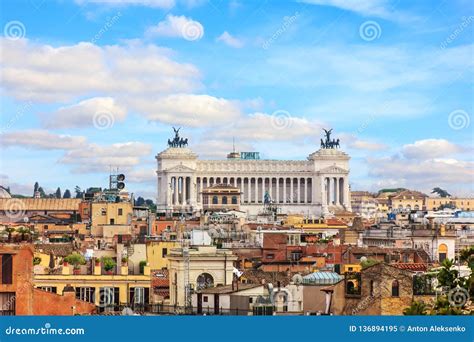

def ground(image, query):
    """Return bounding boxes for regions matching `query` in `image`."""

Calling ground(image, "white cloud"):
[216,31,244,48]
[192,139,255,159]
[0,38,201,103]
[366,138,474,196]
[212,112,324,141]
[126,94,242,127]
[244,44,472,94]
[126,168,156,183]
[145,14,204,41]
[1,130,87,150]
[42,97,127,129]
[349,139,387,151]
[75,0,175,8]
[60,142,153,173]
[401,139,465,160]
[299,0,417,21]
[368,156,474,187]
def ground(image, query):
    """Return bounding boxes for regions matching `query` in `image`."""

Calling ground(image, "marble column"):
[297,178,301,204]
[276,178,280,203]
[290,178,294,203]
[283,178,287,203]
[247,178,251,203]
[303,177,308,203]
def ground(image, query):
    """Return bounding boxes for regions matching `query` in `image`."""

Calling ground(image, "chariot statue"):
[168,127,188,148]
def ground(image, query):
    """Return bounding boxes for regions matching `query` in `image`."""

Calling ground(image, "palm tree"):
[16,226,31,242]
[403,301,427,315]
[5,227,16,242]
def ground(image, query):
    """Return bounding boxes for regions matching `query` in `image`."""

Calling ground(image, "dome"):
[0,186,12,199]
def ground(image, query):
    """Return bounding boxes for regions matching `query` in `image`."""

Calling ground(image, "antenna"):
[232,137,235,153]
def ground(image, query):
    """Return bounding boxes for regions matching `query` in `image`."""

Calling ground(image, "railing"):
[93,304,257,316]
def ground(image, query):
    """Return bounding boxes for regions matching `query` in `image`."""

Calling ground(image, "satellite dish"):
[117,174,125,181]
[23,216,29,223]
[360,256,367,263]
[117,182,125,190]
[292,274,304,285]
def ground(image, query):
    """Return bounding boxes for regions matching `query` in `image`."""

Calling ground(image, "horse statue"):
[323,128,333,143]
[335,138,340,148]
[168,127,189,148]
[320,138,325,148]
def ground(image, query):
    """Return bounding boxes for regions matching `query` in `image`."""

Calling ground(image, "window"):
[370,281,374,296]
[196,273,214,290]
[1,254,13,284]
[231,196,238,204]
[99,287,118,312]
[76,287,95,303]
[162,248,168,258]
[118,208,123,216]
[203,296,208,303]
[391,280,399,297]
[39,286,57,293]
[43,225,48,230]
[101,208,106,216]
[133,287,145,305]
[249,297,253,303]
[0,293,15,315]
[438,244,448,262]
[266,253,275,260]
[110,218,115,225]
[212,196,218,205]
[222,196,228,205]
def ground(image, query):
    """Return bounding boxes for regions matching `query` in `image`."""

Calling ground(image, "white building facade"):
[156,143,351,216]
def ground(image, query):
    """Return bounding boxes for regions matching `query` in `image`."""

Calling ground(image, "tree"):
[55,187,62,199]
[432,187,451,198]
[431,258,471,315]
[16,226,31,242]
[135,196,145,206]
[360,258,380,269]
[145,199,157,212]
[74,186,83,199]
[63,189,71,198]
[101,256,116,272]
[5,227,15,242]
[64,253,86,270]
[33,182,39,196]
[37,187,46,198]
[403,301,427,315]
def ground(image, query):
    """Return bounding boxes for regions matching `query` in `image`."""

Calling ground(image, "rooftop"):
[197,283,262,294]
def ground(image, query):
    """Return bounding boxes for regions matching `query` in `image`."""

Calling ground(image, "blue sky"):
[0,0,473,199]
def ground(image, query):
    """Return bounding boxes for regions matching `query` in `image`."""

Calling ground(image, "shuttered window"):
[2,254,13,284]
